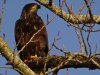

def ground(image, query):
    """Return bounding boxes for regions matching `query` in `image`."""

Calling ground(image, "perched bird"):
[15,3,48,75]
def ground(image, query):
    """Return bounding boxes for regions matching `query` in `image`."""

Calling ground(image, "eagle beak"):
[37,4,41,9]
[31,4,41,11]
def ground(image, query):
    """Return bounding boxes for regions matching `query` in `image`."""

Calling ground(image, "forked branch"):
[35,0,100,24]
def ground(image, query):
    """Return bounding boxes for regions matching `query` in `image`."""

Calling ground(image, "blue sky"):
[0,0,100,75]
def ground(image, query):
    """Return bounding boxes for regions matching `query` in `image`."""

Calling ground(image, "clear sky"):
[0,0,100,75]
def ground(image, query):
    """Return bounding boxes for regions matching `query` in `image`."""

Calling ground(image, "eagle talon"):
[30,55,38,59]
[23,59,27,63]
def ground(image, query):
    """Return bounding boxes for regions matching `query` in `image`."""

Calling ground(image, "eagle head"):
[21,3,41,19]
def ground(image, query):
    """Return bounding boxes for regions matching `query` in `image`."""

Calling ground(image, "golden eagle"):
[15,3,48,75]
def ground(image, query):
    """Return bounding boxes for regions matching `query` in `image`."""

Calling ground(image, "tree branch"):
[0,37,36,75]
[26,54,100,70]
[35,0,100,24]
[0,37,100,75]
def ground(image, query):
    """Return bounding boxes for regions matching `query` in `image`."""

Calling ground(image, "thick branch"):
[26,54,100,70]
[0,37,36,75]
[35,0,100,24]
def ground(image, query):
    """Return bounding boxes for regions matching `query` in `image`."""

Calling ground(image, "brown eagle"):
[15,3,48,75]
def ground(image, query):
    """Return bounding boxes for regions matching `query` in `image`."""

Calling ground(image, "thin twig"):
[75,28,85,54]
[84,0,94,22]
[87,31,92,56]
[0,66,12,69]
[5,70,7,75]
[78,2,86,15]
[49,32,60,51]
[94,44,97,54]
[54,44,70,55]
[46,60,69,74]
[64,0,74,15]
[0,0,6,32]
[90,58,100,68]
[80,27,88,55]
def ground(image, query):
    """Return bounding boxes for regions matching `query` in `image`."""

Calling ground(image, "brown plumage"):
[15,3,48,75]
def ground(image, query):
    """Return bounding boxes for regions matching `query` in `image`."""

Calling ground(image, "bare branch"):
[80,28,88,55]
[75,28,85,54]
[86,32,92,56]
[84,0,94,22]
[0,66,12,69]
[0,0,6,32]
[35,0,100,24]
[78,2,86,15]
[0,37,36,75]
[25,54,100,70]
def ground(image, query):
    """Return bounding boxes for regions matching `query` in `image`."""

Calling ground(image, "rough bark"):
[0,37,36,75]
[26,55,100,70]
[35,0,100,24]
